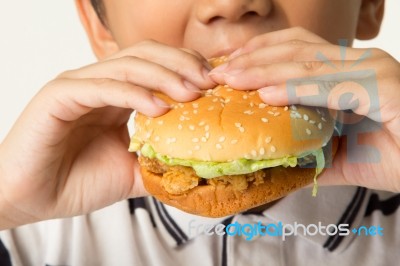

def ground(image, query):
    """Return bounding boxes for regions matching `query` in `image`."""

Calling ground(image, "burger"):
[129,58,338,217]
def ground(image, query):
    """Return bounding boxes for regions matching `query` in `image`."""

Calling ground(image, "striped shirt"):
[1,186,399,266]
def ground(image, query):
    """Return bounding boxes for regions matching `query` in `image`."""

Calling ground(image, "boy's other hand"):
[210,27,400,193]
[0,40,215,229]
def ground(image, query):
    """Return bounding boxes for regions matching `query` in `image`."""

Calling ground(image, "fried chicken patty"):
[138,156,269,195]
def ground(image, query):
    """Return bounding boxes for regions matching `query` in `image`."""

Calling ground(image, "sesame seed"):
[259,147,265,155]
[178,124,183,130]
[295,113,302,119]
[268,111,275,115]
[154,136,160,142]
[224,84,229,88]
[167,137,177,144]
[193,110,198,115]
[259,103,267,109]
[201,137,207,142]
[178,103,184,108]
[145,120,151,126]
[284,106,289,111]
[270,146,277,152]
[239,127,245,133]
[291,105,297,111]
[235,122,242,128]
[318,123,323,130]
[207,89,213,94]
[316,108,321,115]
[179,116,185,121]
[192,138,199,143]
[212,98,218,102]
[274,112,280,117]
[226,88,233,92]
[261,118,269,123]
[192,103,199,108]
[249,102,255,107]
[194,145,200,151]
[251,150,257,157]
[244,110,254,115]
[183,111,189,115]
[224,98,231,103]
[249,91,256,96]
[309,120,316,124]
[265,137,272,144]
[216,144,223,150]
[208,106,215,111]
[145,132,151,139]
[306,128,312,135]
[321,117,327,122]
[272,107,278,111]
[220,103,225,107]
[198,121,205,126]
[205,125,210,131]
[205,132,210,138]
[244,154,251,159]
[189,125,195,131]
[219,136,226,142]
[231,139,238,144]
[303,114,309,121]
[243,95,248,100]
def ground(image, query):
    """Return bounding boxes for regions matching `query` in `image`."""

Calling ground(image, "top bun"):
[133,87,336,162]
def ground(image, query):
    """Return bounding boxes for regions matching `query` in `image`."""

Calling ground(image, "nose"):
[196,0,272,24]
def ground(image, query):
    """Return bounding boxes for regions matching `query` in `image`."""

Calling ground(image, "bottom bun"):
[142,166,316,217]
[142,138,338,218]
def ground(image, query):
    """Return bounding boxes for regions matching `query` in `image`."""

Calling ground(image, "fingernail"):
[183,80,202,93]
[152,96,170,108]
[210,63,228,74]
[225,68,244,76]
[258,86,278,95]
[229,48,243,59]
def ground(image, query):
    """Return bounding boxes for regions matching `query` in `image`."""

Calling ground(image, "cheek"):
[105,2,189,49]
[280,1,361,43]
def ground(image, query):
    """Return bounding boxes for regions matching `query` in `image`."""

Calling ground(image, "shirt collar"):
[151,186,369,253]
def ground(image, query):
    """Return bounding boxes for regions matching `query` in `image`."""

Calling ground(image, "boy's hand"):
[0,40,215,229]
[210,27,400,192]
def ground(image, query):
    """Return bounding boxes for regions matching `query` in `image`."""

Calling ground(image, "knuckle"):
[371,47,389,58]
[136,39,158,48]
[299,60,324,73]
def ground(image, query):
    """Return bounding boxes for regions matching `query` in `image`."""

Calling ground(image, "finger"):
[60,56,203,103]
[106,40,215,87]
[212,41,373,74]
[228,27,328,59]
[40,78,171,122]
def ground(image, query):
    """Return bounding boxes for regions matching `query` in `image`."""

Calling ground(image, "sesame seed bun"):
[134,86,335,162]
[130,57,338,217]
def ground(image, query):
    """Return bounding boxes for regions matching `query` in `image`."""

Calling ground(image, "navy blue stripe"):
[323,187,367,251]
[221,216,234,266]
[0,238,12,266]
[365,193,400,217]
[158,202,188,242]
[128,197,156,227]
[152,198,186,246]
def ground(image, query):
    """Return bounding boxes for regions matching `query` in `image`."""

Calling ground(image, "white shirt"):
[1,186,399,266]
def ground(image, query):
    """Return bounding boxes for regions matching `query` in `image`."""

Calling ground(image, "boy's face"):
[100,0,368,58]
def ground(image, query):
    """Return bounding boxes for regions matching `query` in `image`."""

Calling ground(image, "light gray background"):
[1,0,399,141]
